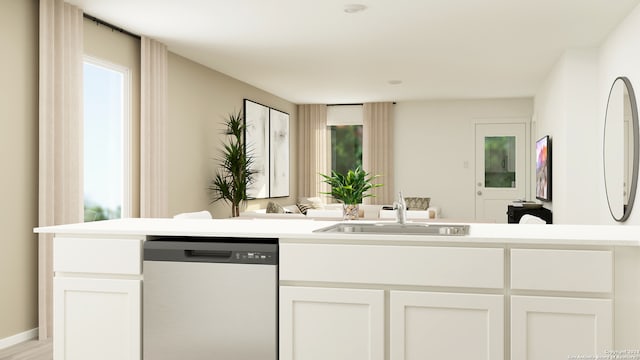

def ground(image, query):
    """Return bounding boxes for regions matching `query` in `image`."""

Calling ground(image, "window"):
[327,105,363,173]
[484,136,516,188]
[330,125,362,174]
[83,58,131,221]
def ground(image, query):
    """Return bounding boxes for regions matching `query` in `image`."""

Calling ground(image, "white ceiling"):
[68,0,640,104]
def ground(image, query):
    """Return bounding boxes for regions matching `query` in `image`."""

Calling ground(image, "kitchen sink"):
[313,222,469,236]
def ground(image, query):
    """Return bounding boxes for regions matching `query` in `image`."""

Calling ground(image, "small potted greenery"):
[320,166,383,220]
[208,110,255,217]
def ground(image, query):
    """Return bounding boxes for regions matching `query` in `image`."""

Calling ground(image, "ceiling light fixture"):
[344,4,367,14]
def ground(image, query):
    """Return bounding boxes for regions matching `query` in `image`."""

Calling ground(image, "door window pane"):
[330,125,362,174]
[83,61,126,221]
[484,136,516,188]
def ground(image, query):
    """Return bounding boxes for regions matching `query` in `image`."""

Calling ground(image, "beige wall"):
[83,23,298,219]
[0,0,39,340]
[167,53,297,218]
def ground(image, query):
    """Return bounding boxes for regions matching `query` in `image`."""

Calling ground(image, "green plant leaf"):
[319,166,383,204]
[208,109,255,217]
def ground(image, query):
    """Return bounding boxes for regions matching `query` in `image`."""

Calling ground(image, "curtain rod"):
[83,13,141,40]
[327,102,396,106]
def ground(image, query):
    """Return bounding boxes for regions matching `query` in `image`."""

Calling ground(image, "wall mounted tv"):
[535,135,552,201]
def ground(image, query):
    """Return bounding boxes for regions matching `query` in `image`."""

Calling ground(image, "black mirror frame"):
[604,76,639,222]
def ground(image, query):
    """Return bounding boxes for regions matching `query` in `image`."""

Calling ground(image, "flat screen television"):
[535,135,552,201]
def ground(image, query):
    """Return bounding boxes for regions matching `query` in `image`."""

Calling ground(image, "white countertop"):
[34,218,640,247]
[35,218,326,238]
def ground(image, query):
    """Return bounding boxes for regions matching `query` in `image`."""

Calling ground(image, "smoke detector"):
[344,4,367,13]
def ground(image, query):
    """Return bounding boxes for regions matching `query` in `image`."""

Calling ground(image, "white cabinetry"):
[279,286,384,360]
[54,278,141,360]
[511,296,612,360]
[510,249,613,360]
[390,291,504,360]
[280,243,505,360]
[53,236,143,360]
[280,244,504,288]
[280,242,616,360]
[510,249,613,293]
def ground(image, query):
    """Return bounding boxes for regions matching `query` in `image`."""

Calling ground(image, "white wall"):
[534,2,640,224]
[598,4,640,225]
[534,49,600,224]
[394,99,533,220]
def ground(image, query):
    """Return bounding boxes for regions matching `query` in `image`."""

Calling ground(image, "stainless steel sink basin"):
[313,222,469,236]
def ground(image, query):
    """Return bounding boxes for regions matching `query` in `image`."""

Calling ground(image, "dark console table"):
[507,205,553,224]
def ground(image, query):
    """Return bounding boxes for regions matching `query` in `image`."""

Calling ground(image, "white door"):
[511,296,612,360]
[279,286,384,360]
[475,122,527,222]
[53,277,141,360]
[390,291,504,360]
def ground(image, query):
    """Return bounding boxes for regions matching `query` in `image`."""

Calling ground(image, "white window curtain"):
[297,104,329,198]
[38,0,84,339]
[363,102,394,205]
[140,37,168,217]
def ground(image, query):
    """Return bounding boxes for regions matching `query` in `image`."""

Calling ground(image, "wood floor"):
[0,340,52,360]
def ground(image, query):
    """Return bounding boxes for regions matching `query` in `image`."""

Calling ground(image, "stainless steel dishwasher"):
[143,237,278,360]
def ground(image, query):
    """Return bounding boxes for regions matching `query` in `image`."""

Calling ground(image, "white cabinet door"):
[279,286,384,360]
[511,296,612,360]
[54,277,141,360]
[390,291,504,360]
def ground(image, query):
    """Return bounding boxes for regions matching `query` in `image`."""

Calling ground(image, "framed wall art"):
[243,99,290,198]
[244,100,269,199]
[269,108,290,197]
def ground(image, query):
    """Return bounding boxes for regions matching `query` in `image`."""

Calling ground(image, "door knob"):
[477,190,483,196]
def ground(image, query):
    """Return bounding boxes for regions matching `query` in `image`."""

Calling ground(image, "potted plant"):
[320,166,383,220]
[209,110,255,217]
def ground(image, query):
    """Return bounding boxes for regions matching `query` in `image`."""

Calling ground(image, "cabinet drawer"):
[54,237,142,275]
[280,244,504,289]
[510,249,612,293]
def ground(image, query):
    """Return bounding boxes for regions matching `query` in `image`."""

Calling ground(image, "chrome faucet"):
[394,191,407,224]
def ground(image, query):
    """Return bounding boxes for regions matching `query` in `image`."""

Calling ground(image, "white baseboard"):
[0,328,39,350]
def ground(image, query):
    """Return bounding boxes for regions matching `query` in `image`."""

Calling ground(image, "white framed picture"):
[244,99,269,199]
[269,108,290,197]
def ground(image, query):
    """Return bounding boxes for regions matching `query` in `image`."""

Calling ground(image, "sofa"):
[239,197,440,220]
[239,203,384,220]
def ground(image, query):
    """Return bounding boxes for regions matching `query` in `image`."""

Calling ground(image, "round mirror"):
[604,76,639,222]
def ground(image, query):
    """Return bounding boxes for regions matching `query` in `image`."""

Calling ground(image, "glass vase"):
[342,203,359,220]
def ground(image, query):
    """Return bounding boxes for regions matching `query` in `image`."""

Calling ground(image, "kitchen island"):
[36,218,640,360]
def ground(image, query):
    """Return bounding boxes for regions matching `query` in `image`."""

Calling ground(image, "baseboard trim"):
[0,328,39,350]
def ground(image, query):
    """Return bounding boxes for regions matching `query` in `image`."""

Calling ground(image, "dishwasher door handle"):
[184,249,232,259]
